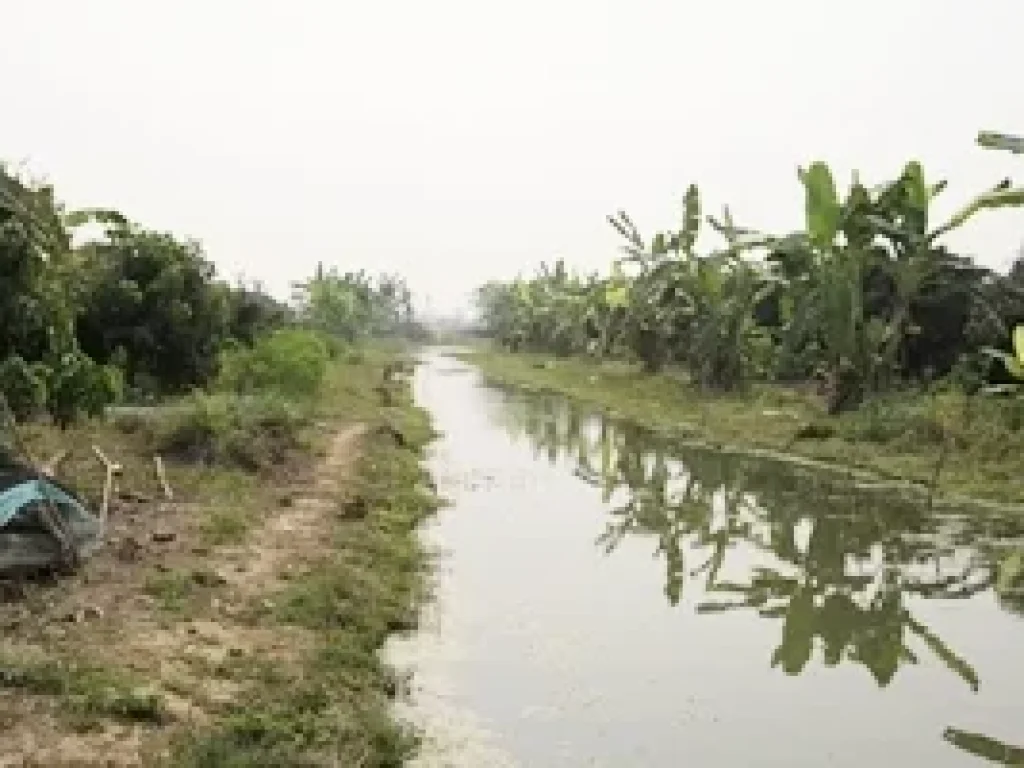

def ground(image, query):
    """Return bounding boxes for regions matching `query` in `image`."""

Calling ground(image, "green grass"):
[0,653,167,727]
[463,349,1024,507]
[169,348,439,768]
[200,507,250,545]
[144,567,224,612]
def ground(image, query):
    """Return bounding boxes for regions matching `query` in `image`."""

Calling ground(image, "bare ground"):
[0,423,365,767]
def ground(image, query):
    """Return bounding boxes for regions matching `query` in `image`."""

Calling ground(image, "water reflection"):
[494,391,1024,700]
[944,727,1024,765]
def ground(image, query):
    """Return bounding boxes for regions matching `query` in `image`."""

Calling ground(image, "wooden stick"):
[91,445,123,533]
[154,455,174,500]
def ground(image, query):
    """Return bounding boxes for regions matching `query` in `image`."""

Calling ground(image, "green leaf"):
[901,161,929,231]
[931,183,1024,241]
[943,727,1024,765]
[977,130,1024,155]
[799,162,840,249]
[982,346,1024,380]
[679,184,700,257]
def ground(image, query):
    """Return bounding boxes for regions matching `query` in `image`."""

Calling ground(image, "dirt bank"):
[0,351,438,766]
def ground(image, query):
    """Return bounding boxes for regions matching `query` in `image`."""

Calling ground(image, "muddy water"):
[388,351,1024,767]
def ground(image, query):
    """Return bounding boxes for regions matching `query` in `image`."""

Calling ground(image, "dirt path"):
[0,423,365,767]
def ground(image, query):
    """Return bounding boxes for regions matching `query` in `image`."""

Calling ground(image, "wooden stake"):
[91,445,122,533]
[154,455,174,501]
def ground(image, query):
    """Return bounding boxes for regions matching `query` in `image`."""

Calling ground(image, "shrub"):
[157,392,309,471]
[45,350,121,428]
[0,355,48,421]
[216,329,330,401]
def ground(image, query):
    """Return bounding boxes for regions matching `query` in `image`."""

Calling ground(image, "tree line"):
[476,132,1024,413]
[0,164,420,426]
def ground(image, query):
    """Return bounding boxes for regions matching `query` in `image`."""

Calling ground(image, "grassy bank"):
[1,346,439,766]
[463,349,1024,508]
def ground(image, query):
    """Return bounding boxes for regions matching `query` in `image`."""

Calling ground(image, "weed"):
[156,393,309,471]
[201,507,250,545]
[145,567,222,611]
[0,654,166,725]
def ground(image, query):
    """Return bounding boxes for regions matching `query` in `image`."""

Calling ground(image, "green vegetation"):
[216,329,332,401]
[472,132,1024,502]
[0,652,166,726]
[476,136,1024,403]
[1,163,424,426]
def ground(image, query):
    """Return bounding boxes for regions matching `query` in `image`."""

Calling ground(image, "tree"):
[74,223,232,396]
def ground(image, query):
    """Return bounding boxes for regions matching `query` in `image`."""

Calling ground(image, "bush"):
[0,355,48,421]
[45,350,121,428]
[157,392,309,471]
[216,329,330,401]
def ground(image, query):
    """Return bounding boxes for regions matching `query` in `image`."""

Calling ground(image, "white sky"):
[2,1,1023,315]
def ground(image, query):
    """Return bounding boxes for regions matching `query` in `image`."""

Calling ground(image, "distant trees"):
[292,264,419,341]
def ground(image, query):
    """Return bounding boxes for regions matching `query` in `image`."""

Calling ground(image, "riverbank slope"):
[0,348,438,766]
[463,349,1023,507]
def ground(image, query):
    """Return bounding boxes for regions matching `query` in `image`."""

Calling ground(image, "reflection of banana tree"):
[701,566,978,690]
[494,387,1022,690]
[590,424,759,605]
[944,727,1024,765]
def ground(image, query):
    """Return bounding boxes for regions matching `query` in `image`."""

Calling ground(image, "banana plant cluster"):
[476,259,632,359]
[476,140,1024,413]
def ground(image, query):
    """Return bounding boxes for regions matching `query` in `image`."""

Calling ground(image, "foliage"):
[44,349,121,429]
[217,329,331,400]
[2,161,419,426]
[292,264,418,342]
[476,145,1024,413]
[982,325,1024,386]
[156,392,310,471]
[0,355,48,420]
[73,223,235,396]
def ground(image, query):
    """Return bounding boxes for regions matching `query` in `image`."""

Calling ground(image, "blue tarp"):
[0,477,95,529]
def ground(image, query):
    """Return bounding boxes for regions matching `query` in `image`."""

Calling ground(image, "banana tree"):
[866,162,1024,378]
[582,266,631,359]
[607,184,707,373]
[608,185,769,386]
[758,163,888,412]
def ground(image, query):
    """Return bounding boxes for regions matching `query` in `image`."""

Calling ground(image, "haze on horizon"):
[2,1,1023,317]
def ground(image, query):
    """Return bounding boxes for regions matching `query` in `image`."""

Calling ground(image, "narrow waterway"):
[388,350,1024,767]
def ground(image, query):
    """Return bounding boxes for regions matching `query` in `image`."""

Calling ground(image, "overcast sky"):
[3,1,1023,315]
